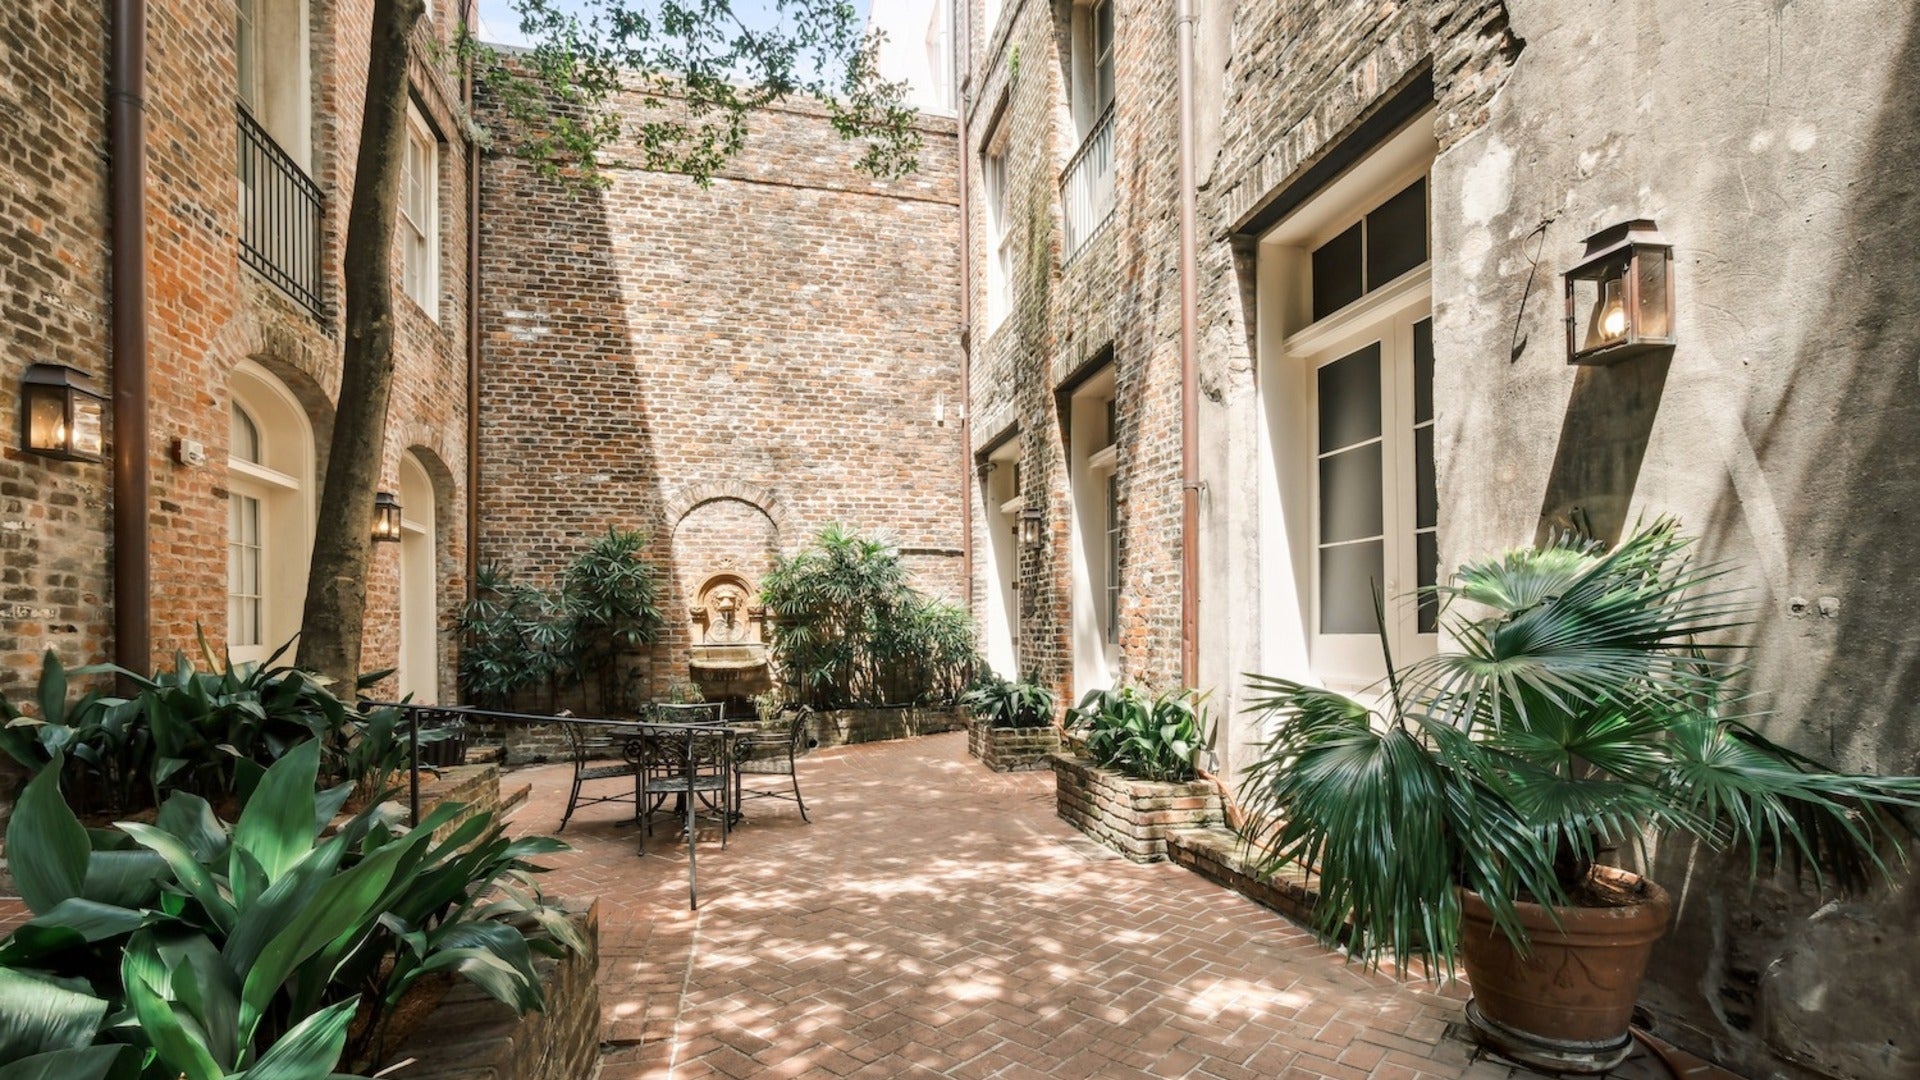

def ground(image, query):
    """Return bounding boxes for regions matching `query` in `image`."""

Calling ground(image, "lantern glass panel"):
[1635,249,1671,340]
[70,395,103,458]
[26,390,68,453]
[1574,256,1632,353]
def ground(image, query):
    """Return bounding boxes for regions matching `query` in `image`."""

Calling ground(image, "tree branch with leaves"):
[297,0,921,687]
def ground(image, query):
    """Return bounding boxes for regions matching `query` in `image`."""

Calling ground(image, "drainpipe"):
[462,0,481,597]
[110,0,151,679]
[956,0,974,620]
[1175,0,1199,689]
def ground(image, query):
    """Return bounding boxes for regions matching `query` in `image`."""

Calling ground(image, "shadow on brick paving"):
[497,732,1688,1080]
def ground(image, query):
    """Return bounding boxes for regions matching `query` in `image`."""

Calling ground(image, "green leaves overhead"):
[471,0,921,187]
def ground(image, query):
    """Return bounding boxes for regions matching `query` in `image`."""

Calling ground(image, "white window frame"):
[227,361,315,666]
[401,104,440,317]
[397,451,439,703]
[1254,114,1437,694]
[1292,283,1435,686]
[234,0,313,169]
[1068,366,1119,693]
[1070,0,1115,140]
[980,439,1023,677]
[982,123,1013,333]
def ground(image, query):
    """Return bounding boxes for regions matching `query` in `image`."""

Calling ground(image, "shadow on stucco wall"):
[1638,6,1920,1078]
[1532,353,1673,547]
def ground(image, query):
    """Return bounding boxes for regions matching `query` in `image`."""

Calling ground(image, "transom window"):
[1310,178,1428,322]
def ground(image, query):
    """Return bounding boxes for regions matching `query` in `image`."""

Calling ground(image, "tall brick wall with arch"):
[476,90,967,705]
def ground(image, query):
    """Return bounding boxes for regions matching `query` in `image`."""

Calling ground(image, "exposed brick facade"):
[967,1,1920,1076]
[1,0,477,831]
[1051,751,1222,862]
[475,92,965,705]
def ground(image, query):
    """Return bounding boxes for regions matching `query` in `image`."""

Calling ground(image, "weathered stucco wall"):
[1431,2,1920,1076]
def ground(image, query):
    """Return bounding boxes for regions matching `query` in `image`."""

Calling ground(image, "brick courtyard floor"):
[0,731,1697,1079]
[509,732,1679,1080]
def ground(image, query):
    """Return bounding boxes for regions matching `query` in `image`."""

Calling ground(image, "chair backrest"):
[651,702,724,725]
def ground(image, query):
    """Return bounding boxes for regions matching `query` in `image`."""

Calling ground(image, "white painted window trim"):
[227,361,315,666]
[982,121,1013,334]
[1254,111,1438,695]
[401,103,440,318]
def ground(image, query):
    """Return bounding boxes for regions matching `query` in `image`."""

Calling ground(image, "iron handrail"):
[1060,103,1117,258]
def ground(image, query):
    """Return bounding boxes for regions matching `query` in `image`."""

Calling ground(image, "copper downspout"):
[110,0,151,678]
[462,0,481,597]
[956,0,974,618]
[1175,0,1199,688]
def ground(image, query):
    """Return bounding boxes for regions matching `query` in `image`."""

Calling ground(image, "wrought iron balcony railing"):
[236,105,323,318]
[1060,104,1116,259]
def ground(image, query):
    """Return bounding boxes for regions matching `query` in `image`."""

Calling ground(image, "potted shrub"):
[1241,521,1920,1072]
[962,674,1057,769]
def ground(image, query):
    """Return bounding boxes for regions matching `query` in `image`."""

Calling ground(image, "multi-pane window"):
[1311,313,1438,669]
[401,107,439,315]
[228,405,264,650]
[1089,0,1114,120]
[1310,178,1428,321]
[983,129,1012,331]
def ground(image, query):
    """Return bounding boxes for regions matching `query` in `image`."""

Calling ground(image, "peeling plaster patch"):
[1787,122,1818,152]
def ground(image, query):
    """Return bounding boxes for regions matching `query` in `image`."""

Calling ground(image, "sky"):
[472,0,876,50]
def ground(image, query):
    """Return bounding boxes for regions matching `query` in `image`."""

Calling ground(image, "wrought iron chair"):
[556,716,642,833]
[628,721,736,909]
[734,704,815,822]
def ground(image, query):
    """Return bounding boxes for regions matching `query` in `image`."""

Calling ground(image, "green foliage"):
[0,744,579,1078]
[962,673,1055,729]
[1067,686,1209,782]
[760,524,980,709]
[0,644,413,815]
[457,528,663,712]
[466,0,921,186]
[1240,520,1920,975]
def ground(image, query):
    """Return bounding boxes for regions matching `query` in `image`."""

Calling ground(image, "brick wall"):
[1,0,477,827]
[1051,751,1221,862]
[476,89,965,703]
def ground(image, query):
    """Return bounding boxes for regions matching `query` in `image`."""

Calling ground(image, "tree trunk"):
[297,0,425,689]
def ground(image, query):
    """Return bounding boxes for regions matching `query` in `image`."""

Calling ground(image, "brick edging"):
[1050,753,1221,862]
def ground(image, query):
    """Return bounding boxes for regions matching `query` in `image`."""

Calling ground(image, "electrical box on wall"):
[173,438,206,467]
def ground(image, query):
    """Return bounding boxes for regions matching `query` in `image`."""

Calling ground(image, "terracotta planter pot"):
[1458,866,1672,1074]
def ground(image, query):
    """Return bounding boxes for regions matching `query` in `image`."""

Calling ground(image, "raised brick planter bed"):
[970,723,1059,772]
[387,899,600,1080]
[810,704,967,748]
[1050,753,1222,862]
[1167,825,1318,923]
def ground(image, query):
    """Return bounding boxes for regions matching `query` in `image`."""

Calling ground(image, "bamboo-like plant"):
[1241,519,1920,973]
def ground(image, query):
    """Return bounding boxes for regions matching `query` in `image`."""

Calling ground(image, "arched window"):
[396,451,439,703]
[227,361,315,665]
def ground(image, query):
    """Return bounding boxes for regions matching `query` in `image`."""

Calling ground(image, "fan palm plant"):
[1242,519,1920,977]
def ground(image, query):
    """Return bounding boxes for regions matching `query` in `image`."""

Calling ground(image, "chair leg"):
[558,773,582,833]
[792,771,810,824]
